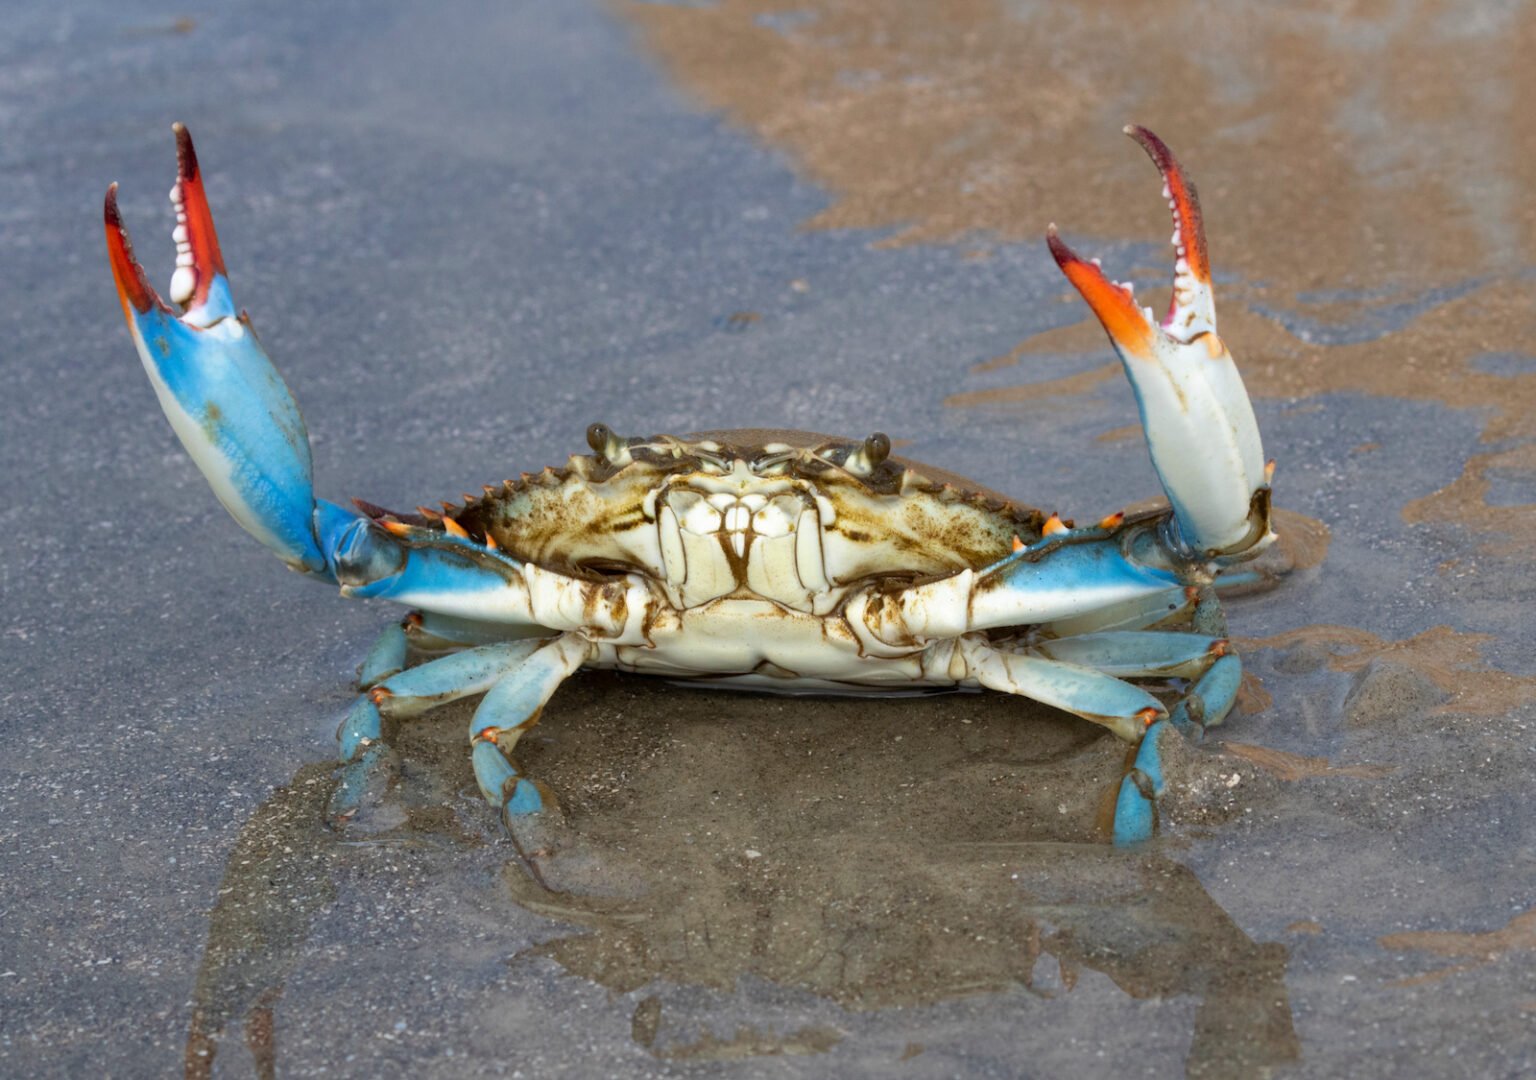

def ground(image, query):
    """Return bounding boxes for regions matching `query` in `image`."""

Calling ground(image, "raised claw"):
[1048,126,1269,558]
[105,125,325,574]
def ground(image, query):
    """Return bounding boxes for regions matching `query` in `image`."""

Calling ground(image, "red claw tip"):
[104,183,161,315]
[1124,124,1209,288]
[1047,225,1154,358]
[171,123,227,308]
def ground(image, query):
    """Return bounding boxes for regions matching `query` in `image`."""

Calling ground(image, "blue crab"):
[105,124,1272,846]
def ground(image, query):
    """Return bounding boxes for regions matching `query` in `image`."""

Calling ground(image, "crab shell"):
[432,428,1044,616]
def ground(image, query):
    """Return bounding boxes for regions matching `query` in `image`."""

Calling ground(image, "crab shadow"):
[183,674,1297,1076]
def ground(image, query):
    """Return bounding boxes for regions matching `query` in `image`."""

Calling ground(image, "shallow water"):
[3,1,1534,1075]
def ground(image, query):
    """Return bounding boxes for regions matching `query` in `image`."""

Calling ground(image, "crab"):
[105,124,1272,846]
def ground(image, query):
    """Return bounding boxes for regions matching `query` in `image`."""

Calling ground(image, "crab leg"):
[1114,719,1176,845]
[357,619,412,689]
[355,609,559,689]
[958,637,1165,742]
[856,530,1182,646]
[105,125,326,575]
[331,639,556,819]
[468,634,592,821]
[1040,584,1195,638]
[1033,631,1227,679]
[1048,127,1269,558]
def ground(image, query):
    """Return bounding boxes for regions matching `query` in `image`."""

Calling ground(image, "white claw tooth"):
[169,266,196,305]
[1175,257,1191,275]
[1090,257,1102,267]
[172,224,189,244]
[1162,182,1171,200]
[175,251,194,267]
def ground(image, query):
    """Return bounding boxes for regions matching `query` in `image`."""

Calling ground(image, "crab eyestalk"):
[105,125,327,574]
[1048,126,1269,559]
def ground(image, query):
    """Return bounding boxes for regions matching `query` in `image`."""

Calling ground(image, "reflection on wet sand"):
[184,764,337,1080]
[503,677,1295,1070]
[184,676,1299,1073]
[513,840,1300,1073]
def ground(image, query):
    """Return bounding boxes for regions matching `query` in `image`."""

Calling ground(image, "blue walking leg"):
[1113,653,1244,844]
[1168,653,1243,739]
[330,639,552,822]
[1114,720,1174,845]
[465,635,590,825]
[356,618,411,689]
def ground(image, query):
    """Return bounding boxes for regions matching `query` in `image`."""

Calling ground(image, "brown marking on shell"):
[430,428,1046,586]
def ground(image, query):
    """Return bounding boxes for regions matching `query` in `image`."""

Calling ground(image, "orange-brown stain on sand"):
[1222,743,1391,783]
[623,0,1536,286]
[1381,910,1536,987]
[1236,624,1536,717]
[623,1,1536,550]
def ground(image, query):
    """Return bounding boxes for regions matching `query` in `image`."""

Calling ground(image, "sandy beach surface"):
[3,1,1534,1075]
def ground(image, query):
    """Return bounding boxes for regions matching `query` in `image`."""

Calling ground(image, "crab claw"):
[1048,126,1268,558]
[105,125,325,574]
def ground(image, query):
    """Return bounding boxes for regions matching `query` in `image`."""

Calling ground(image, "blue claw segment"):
[1043,586,1193,638]
[1114,719,1171,845]
[968,535,1182,632]
[105,128,324,575]
[358,620,411,688]
[336,696,384,761]
[316,509,541,625]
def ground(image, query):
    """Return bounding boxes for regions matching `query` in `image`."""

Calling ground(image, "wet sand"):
[3,0,1535,1076]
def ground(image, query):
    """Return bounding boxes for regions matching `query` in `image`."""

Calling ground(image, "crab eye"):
[842,432,892,478]
[333,519,407,587]
[586,423,612,455]
[864,432,890,466]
